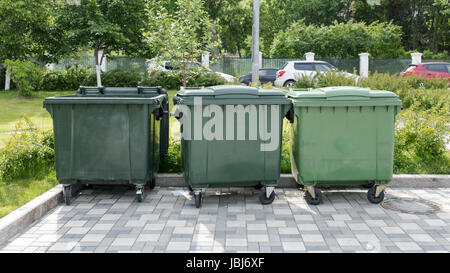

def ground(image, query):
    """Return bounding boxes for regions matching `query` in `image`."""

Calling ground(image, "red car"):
[401,62,450,79]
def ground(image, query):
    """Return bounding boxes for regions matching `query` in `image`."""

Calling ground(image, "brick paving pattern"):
[1,186,449,253]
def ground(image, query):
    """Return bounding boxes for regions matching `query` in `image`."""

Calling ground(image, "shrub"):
[4,60,42,97]
[99,70,142,87]
[142,70,226,90]
[159,137,182,173]
[0,115,55,181]
[394,103,450,174]
[81,69,143,87]
[39,66,89,91]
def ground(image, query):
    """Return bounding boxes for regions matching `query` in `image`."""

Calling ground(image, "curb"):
[1,173,449,246]
[156,173,450,188]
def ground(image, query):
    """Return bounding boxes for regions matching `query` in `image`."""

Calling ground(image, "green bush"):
[394,103,450,174]
[142,70,226,90]
[159,137,182,173]
[39,66,89,91]
[4,60,42,97]
[0,115,55,181]
[294,71,357,89]
[81,69,143,87]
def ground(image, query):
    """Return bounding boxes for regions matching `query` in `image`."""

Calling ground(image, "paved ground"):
[1,186,450,253]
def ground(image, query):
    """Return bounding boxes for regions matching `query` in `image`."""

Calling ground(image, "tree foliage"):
[270,20,403,58]
[0,0,62,63]
[147,0,219,86]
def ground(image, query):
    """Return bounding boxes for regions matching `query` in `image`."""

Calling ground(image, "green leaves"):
[270,20,403,58]
[4,60,43,97]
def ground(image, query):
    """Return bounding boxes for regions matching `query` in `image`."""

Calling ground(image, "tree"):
[0,0,61,90]
[55,0,151,86]
[147,0,219,87]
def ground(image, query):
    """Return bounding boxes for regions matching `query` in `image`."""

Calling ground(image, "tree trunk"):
[4,67,11,91]
[94,44,102,87]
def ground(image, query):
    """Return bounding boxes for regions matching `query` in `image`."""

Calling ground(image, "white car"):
[274,60,358,87]
[147,60,235,83]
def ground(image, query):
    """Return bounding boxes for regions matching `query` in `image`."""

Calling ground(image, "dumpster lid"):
[176,85,286,98]
[76,86,166,95]
[287,86,398,100]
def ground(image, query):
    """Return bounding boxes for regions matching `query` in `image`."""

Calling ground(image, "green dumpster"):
[43,86,169,204]
[173,85,291,208]
[287,86,402,205]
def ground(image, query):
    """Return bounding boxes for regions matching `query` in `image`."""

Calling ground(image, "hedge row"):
[3,61,227,94]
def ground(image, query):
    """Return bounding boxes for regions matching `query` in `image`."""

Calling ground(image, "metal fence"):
[53,56,449,76]
[210,57,450,76]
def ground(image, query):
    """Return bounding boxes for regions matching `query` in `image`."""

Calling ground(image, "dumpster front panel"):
[288,87,401,186]
[45,88,164,186]
[175,85,291,189]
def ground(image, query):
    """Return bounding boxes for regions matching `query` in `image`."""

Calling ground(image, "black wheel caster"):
[305,188,322,205]
[362,182,375,189]
[259,187,275,205]
[63,185,72,205]
[254,183,263,190]
[367,185,385,204]
[194,191,202,208]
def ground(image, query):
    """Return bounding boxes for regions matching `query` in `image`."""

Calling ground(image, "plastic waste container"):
[43,86,169,204]
[287,86,401,205]
[173,85,291,208]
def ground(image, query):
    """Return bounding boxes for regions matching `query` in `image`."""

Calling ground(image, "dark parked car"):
[238,68,278,85]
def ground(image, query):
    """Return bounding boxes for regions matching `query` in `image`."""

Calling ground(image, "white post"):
[202,51,210,68]
[411,52,422,65]
[5,68,11,91]
[45,63,56,71]
[258,51,262,68]
[359,52,369,77]
[305,52,315,61]
[251,0,260,86]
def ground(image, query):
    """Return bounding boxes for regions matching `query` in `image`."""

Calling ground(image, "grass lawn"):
[0,91,72,147]
[0,171,58,218]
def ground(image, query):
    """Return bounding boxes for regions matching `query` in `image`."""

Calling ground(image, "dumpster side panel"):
[52,104,76,184]
[375,105,396,183]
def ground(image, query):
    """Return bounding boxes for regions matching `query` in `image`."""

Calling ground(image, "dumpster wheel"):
[367,185,385,204]
[304,187,322,205]
[63,185,72,206]
[194,191,202,208]
[259,187,275,205]
[136,186,145,202]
